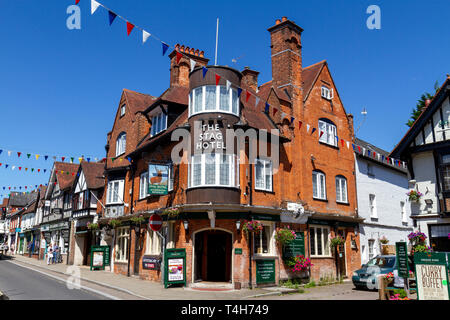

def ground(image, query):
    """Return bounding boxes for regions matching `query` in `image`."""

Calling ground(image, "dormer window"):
[116,132,126,156]
[189,85,239,117]
[151,111,167,136]
[120,104,126,117]
[321,86,333,100]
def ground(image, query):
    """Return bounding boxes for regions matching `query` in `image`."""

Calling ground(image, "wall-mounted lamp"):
[183,220,189,232]
[310,154,316,161]
[425,199,433,205]
[236,220,241,233]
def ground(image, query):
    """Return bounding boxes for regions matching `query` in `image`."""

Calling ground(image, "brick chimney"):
[267,17,303,99]
[241,67,259,92]
[169,44,209,88]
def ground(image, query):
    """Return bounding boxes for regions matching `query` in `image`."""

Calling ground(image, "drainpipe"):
[126,160,136,278]
[127,223,131,277]
[248,211,253,289]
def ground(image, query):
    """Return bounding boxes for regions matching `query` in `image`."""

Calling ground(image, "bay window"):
[255,159,273,192]
[313,171,326,200]
[189,85,239,117]
[309,226,330,257]
[189,153,238,188]
[318,118,337,147]
[335,175,348,203]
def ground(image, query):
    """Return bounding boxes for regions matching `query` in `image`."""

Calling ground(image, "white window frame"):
[318,119,337,147]
[368,239,375,260]
[401,201,407,223]
[168,165,174,192]
[309,225,331,257]
[321,86,333,100]
[189,85,239,117]
[120,104,126,117]
[189,153,238,189]
[335,176,348,203]
[252,221,275,256]
[115,227,129,263]
[115,132,126,157]
[139,172,148,200]
[254,158,273,192]
[150,110,168,137]
[369,194,377,218]
[312,171,327,200]
[145,229,162,255]
[106,180,124,205]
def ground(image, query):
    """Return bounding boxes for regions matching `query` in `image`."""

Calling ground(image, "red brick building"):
[99,17,362,288]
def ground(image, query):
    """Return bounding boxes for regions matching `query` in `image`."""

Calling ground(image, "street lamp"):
[236,220,241,233]
[183,220,189,233]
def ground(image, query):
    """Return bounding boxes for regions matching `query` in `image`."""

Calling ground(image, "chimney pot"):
[195,49,199,56]
[282,16,287,22]
[175,44,180,50]
[180,45,185,52]
[275,19,281,25]
[190,48,195,55]
[200,51,204,58]
[425,99,431,107]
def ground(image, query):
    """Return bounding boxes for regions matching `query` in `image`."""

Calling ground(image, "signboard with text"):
[148,164,169,195]
[283,232,305,259]
[164,248,186,288]
[256,259,276,285]
[142,256,161,270]
[414,252,450,300]
[90,245,110,271]
[395,242,409,278]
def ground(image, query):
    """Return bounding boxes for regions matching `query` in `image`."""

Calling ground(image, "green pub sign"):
[164,248,186,288]
[234,248,243,255]
[90,245,110,271]
[256,259,276,284]
[395,242,409,278]
[148,164,169,195]
[283,231,305,259]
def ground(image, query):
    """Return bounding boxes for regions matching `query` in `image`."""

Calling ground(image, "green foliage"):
[329,236,345,248]
[406,81,439,127]
[393,289,407,299]
[275,227,296,245]
[109,219,122,228]
[87,222,99,230]
[304,281,316,288]
[130,215,145,225]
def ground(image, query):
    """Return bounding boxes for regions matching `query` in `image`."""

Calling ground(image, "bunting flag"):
[357,146,361,152]
[108,10,117,26]
[35,154,40,160]
[255,96,260,107]
[126,22,135,36]
[341,139,345,147]
[176,51,183,64]
[237,88,242,98]
[45,155,48,161]
[272,108,278,116]
[17,152,21,158]
[265,103,270,114]
[162,42,169,56]
[190,59,196,72]
[226,80,231,91]
[311,128,316,135]
[319,131,324,139]
[346,141,350,149]
[0,150,2,155]
[62,157,65,162]
[368,150,371,157]
[290,117,295,125]
[298,121,302,130]
[215,74,221,86]
[202,67,208,78]
[306,124,310,133]
[71,157,74,163]
[27,154,31,159]
[91,0,100,15]
[76,0,80,5]
[142,30,151,44]
[245,91,251,103]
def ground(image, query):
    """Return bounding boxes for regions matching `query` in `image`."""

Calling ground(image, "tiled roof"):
[54,162,80,190]
[123,89,157,117]
[1,198,8,207]
[80,162,105,190]
[8,192,37,207]
[356,137,407,173]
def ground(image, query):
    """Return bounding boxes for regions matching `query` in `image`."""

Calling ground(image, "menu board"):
[415,252,450,300]
[283,232,305,259]
[395,242,409,278]
[168,258,184,282]
[256,260,276,284]
[93,251,104,267]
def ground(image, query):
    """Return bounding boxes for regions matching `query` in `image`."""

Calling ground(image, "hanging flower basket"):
[407,231,427,246]
[109,219,122,229]
[130,215,145,225]
[163,208,180,218]
[379,236,389,245]
[285,254,313,273]
[407,190,423,202]
[87,222,99,231]
[329,235,345,248]
[242,220,263,234]
[275,227,297,245]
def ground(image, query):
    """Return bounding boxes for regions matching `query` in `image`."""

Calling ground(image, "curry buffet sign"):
[148,164,169,195]
[414,252,450,300]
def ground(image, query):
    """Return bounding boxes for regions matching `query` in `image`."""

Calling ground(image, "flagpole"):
[215,18,219,66]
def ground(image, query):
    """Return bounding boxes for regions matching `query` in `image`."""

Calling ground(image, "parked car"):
[352,255,414,290]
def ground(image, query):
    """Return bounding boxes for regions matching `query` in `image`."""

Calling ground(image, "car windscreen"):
[367,257,396,268]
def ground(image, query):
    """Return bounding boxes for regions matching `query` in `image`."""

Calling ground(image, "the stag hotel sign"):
[196,124,226,151]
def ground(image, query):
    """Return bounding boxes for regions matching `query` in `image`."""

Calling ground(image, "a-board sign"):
[164,248,186,288]
[414,252,450,300]
[90,245,110,271]
[283,231,305,259]
[256,259,276,284]
[395,242,409,278]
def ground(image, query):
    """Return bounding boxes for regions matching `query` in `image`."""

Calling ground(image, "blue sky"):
[0,0,449,198]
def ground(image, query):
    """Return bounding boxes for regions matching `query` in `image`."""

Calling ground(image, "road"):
[0,259,109,300]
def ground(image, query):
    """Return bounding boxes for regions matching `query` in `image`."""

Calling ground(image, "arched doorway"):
[194,229,232,283]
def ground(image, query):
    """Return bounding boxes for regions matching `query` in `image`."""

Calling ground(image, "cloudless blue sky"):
[0,0,449,198]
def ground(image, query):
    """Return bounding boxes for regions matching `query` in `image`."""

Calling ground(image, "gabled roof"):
[79,162,105,190]
[356,137,407,173]
[390,76,450,158]
[143,86,190,114]
[123,89,157,117]
[1,198,8,208]
[54,162,80,190]
[8,191,37,207]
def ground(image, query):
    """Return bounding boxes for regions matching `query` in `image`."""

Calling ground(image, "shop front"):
[72,217,95,266]
[42,220,71,259]
[428,223,450,252]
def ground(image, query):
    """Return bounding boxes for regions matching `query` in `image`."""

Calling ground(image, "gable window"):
[255,159,273,192]
[335,176,348,203]
[318,119,337,147]
[321,86,333,100]
[309,226,330,257]
[120,104,126,117]
[139,172,148,199]
[116,132,126,156]
[150,111,168,136]
[115,227,129,263]
[189,153,238,188]
[312,171,326,200]
[369,194,377,218]
[189,85,239,117]
[106,180,124,205]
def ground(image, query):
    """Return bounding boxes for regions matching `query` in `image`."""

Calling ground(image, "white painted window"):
[335,176,348,203]
[145,229,162,255]
[189,85,239,117]
[116,132,126,156]
[369,194,377,218]
[368,239,375,260]
[318,119,337,147]
[115,227,129,263]
[189,154,238,188]
[442,154,450,191]
[255,159,273,192]
[312,171,326,200]
[321,86,333,100]
[401,201,407,223]
[106,180,124,204]
[168,165,174,192]
[253,222,274,255]
[150,111,168,136]
[309,225,331,257]
[120,104,126,117]
[139,172,148,200]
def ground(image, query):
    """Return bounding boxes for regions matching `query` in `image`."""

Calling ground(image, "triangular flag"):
[8,151,11,156]
[44,155,48,160]
[91,0,100,15]
[62,157,65,162]
[226,80,231,91]
[44,169,47,173]
[76,0,80,5]
[367,150,371,157]
[0,150,2,155]
[319,131,324,139]
[5,165,8,169]
[202,67,208,78]
[215,74,221,86]
[245,90,251,103]
[255,96,260,107]
[311,128,316,135]
[87,158,91,163]
[352,144,356,151]
[78,157,83,163]
[27,154,31,159]
[38,169,40,173]
[176,51,182,64]
[237,88,242,97]
[71,157,74,163]
[357,146,361,152]
[162,42,169,56]
[346,141,350,149]
[17,152,21,158]
[126,22,135,36]
[306,124,310,133]
[298,121,303,130]
[108,10,117,25]
[35,154,40,160]
[290,117,295,125]
[19,167,22,171]
[25,168,28,171]
[142,30,151,44]
[190,59,196,72]
[273,108,278,116]
[265,103,270,113]
[341,139,345,147]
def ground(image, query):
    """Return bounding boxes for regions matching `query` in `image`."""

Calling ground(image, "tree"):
[406,81,440,127]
